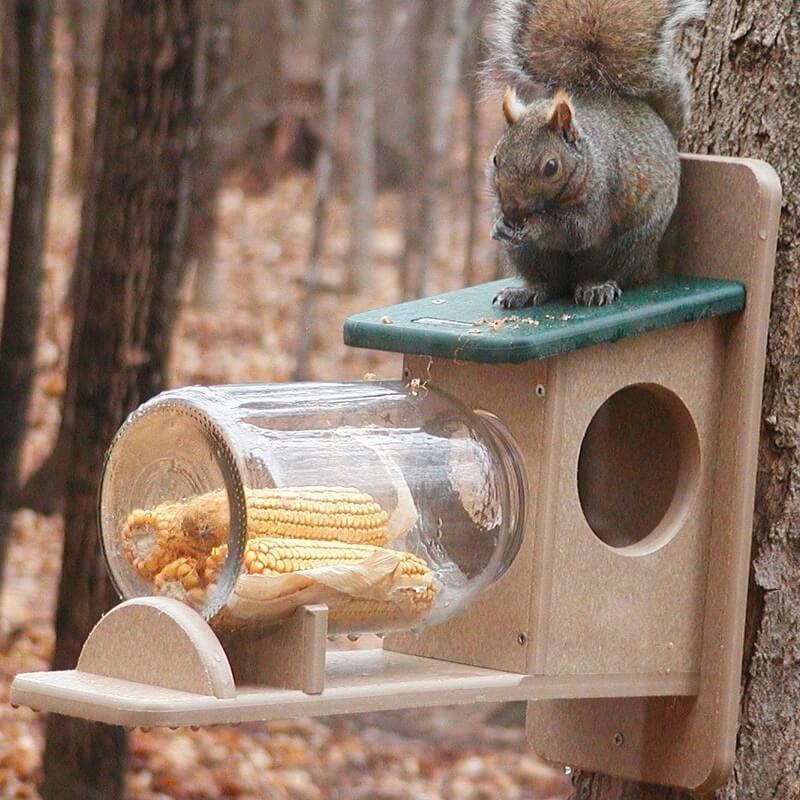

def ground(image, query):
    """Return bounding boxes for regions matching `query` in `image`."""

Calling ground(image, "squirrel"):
[484,0,706,309]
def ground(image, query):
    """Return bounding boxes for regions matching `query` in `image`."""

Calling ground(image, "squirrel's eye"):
[493,155,499,168]
[543,159,559,178]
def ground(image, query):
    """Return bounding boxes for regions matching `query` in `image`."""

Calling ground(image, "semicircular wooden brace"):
[77,597,237,699]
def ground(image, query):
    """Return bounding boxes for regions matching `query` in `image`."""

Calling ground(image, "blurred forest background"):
[0,0,797,798]
[0,0,574,798]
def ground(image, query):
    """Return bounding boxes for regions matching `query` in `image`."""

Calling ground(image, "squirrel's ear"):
[502,86,526,125]
[547,91,579,143]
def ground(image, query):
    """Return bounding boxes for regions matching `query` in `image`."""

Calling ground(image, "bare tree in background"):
[463,9,484,287]
[417,0,473,297]
[572,2,800,799]
[0,0,18,176]
[401,0,435,299]
[0,0,53,601]
[294,0,345,381]
[17,0,286,509]
[345,0,376,294]
[41,0,206,796]
[190,0,238,308]
[403,0,474,299]
[65,0,102,190]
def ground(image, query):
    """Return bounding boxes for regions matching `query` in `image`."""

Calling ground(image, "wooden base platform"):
[11,648,699,729]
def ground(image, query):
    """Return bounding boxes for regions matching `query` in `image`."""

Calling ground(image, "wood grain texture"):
[570,2,797,787]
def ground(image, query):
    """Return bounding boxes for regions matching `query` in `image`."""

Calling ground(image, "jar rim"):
[98,394,249,621]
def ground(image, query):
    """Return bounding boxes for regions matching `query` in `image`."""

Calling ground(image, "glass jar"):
[99,381,527,635]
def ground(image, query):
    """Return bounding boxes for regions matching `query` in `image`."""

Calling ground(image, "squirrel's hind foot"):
[573,281,622,308]
[494,284,550,309]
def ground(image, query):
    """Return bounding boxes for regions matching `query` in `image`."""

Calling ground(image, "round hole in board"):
[577,384,700,556]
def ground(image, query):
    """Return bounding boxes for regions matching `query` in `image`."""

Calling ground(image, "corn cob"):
[121,486,393,582]
[205,535,430,579]
[245,487,391,546]
[328,595,435,629]
[204,537,436,626]
[121,505,226,580]
[241,536,396,576]
[203,545,228,585]
[123,487,436,631]
[153,557,205,604]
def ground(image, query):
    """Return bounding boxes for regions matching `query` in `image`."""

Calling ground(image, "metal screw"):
[517,632,528,646]
[535,384,546,398]
[613,732,625,747]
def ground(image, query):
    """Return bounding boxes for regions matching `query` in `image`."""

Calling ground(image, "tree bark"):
[463,17,483,287]
[0,0,53,594]
[345,0,376,294]
[414,0,472,298]
[66,0,102,191]
[401,0,434,299]
[294,0,344,381]
[40,1,206,798]
[401,0,472,299]
[0,0,18,172]
[571,2,800,798]
[189,0,236,308]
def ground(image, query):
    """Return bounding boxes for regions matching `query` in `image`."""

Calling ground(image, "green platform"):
[343,276,745,365]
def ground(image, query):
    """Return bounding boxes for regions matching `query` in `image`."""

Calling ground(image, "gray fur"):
[484,0,706,136]
[490,94,680,308]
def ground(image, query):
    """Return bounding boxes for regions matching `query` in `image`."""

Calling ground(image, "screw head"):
[517,632,528,646]
[535,384,546,398]
[612,732,625,747]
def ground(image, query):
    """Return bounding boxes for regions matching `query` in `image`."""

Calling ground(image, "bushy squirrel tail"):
[485,0,705,137]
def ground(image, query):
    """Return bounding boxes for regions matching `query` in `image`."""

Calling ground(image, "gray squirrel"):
[485,0,706,308]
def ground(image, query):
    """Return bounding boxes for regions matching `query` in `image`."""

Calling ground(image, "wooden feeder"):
[11,155,780,791]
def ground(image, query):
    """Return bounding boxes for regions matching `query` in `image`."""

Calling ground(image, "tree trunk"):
[294,0,344,381]
[40,1,206,797]
[571,2,799,798]
[190,0,236,308]
[345,0,376,294]
[0,0,53,594]
[401,0,436,299]
[414,0,472,298]
[401,0,472,299]
[66,0,102,191]
[462,21,482,287]
[0,0,18,175]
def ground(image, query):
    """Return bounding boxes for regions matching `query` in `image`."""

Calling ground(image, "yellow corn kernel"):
[121,499,228,580]
[120,486,392,579]
[242,537,435,614]
[153,557,205,604]
[241,536,383,576]
[204,535,428,582]
[329,590,436,626]
[245,487,391,546]
[203,545,228,584]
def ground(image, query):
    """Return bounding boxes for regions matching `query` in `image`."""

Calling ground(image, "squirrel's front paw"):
[573,281,622,308]
[493,284,549,309]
